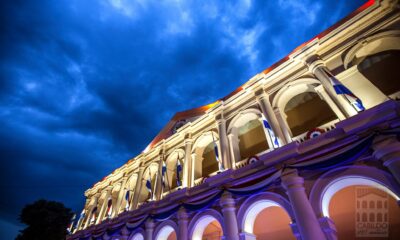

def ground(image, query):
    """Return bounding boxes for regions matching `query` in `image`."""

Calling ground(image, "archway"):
[284,91,337,137]
[192,131,221,181]
[165,150,185,192]
[357,50,400,97]
[324,178,400,239]
[342,30,400,103]
[238,192,296,240]
[130,233,144,240]
[120,173,138,212]
[155,225,177,240]
[138,163,159,204]
[192,215,224,240]
[228,109,270,163]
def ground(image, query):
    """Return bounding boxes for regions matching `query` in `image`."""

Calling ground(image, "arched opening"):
[238,119,269,160]
[192,132,221,181]
[201,142,219,178]
[357,50,400,97]
[323,178,400,239]
[130,233,144,240]
[243,200,295,239]
[155,225,177,240]
[120,174,138,212]
[284,92,337,137]
[165,150,184,192]
[228,110,270,163]
[109,183,121,218]
[138,164,158,204]
[192,215,223,240]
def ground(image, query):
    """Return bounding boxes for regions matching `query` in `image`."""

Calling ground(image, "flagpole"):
[211,132,223,171]
[164,160,172,192]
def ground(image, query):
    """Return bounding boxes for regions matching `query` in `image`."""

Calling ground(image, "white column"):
[112,177,128,218]
[183,137,193,188]
[83,195,98,229]
[96,187,112,224]
[307,57,355,117]
[281,169,326,240]
[178,207,189,240]
[220,191,240,240]
[78,198,91,230]
[155,151,164,201]
[227,131,241,168]
[131,167,145,210]
[255,90,287,145]
[373,136,400,185]
[191,153,198,184]
[274,109,292,143]
[216,115,232,169]
[145,218,155,240]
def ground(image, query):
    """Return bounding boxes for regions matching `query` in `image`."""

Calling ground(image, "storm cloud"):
[0,0,365,238]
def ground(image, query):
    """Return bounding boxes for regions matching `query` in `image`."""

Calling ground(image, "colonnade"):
[77,55,377,231]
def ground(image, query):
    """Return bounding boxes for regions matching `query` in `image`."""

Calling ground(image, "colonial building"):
[68,0,400,239]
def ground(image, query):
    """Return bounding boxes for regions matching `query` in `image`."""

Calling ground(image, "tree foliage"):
[16,199,73,240]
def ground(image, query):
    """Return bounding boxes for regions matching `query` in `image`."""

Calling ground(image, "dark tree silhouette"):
[16,199,73,240]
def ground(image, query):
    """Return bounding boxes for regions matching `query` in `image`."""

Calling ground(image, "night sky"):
[1,0,366,238]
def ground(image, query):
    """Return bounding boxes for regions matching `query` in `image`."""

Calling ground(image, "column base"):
[290,222,302,240]
[319,217,337,240]
[239,232,256,240]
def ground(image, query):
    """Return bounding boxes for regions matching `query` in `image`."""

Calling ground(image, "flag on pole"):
[106,198,113,218]
[76,209,85,228]
[125,190,130,210]
[67,213,76,234]
[262,115,280,148]
[323,68,365,111]
[162,161,167,188]
[90,206,97,224]
[211,133,224,171]
[146,174,152,198]
[176,156,182,187]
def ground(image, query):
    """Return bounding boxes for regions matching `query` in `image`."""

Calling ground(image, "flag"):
[76,209,85,229]
[125,190,130,210]
[262,115,280,148]
[211,134,224,171]
[324,68,365,111]
[106,198,112,218]
[176,157,182,187]
[67,213,76,234]
[146,176,152,194]
[90,206,97,224]
[162,161,167,188]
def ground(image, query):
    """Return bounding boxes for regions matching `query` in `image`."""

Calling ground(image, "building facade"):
[68,1,400,239]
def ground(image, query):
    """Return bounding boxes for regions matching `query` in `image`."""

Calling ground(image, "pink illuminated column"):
[281,169,326,240]
[373,136,400,185]
[177,207,188,240]
[220,191,239,240]
[145,218,154,240]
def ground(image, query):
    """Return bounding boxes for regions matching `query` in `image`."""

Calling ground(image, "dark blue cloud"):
[0,0,365,238]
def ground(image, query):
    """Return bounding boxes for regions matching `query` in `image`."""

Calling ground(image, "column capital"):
[177,206,188,220]
[145,218,155,229]
[220,191,236,209]
[215,113,226,124]
[304,54,326,74]
[281,169,305,191]
[373,136,400,161]
[184,137,193,145]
